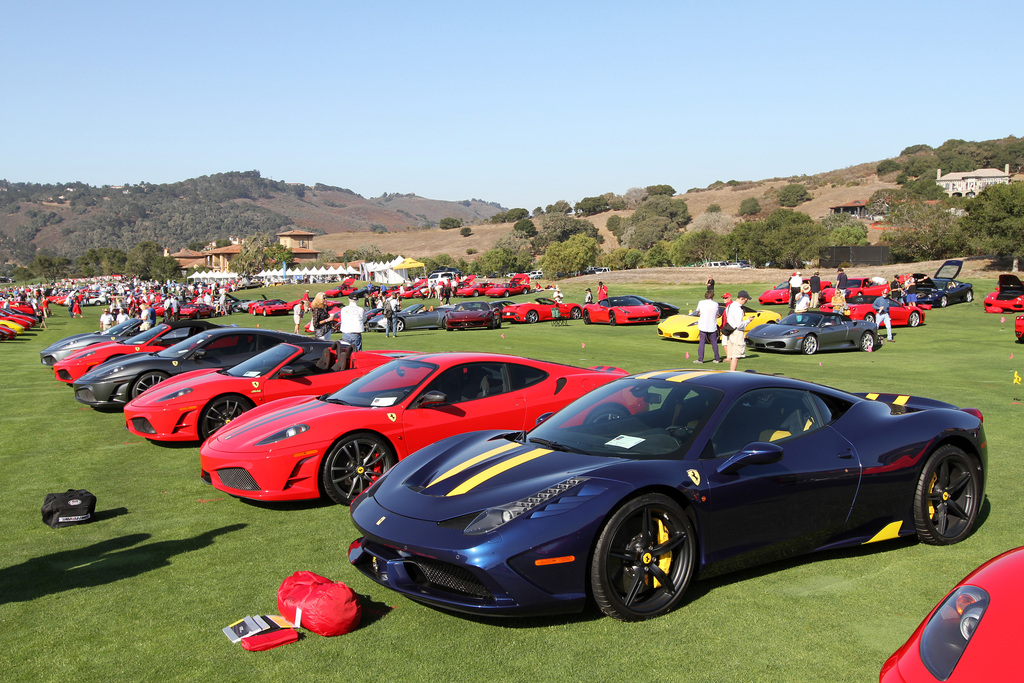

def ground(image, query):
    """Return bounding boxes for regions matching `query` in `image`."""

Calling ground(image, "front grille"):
[75,388,96,403]
[216,468,260,491]
[405,558,493,600]
[57,369,72,380]
[130,417,156,434]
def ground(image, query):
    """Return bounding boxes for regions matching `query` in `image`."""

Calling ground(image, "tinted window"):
[325,359,438,408]
[708,388,824,458]
[421,363,508,403]
[226,344,300,378]
[508,363,549,390]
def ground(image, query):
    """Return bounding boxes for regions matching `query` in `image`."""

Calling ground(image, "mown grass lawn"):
[1,279,1018,682]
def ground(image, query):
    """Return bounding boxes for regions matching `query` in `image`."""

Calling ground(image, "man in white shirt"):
[788,272,802,310]
[339,294,366,351]
[694,291,721,364]
[725,291,752,372]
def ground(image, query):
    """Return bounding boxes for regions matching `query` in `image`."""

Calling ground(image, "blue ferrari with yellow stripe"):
[350,369,986,621]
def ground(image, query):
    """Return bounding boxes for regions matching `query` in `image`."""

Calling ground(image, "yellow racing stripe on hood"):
[427,442,521,489]
[665,371,716,382]
[893,395,910,406]
[446,448,551,497]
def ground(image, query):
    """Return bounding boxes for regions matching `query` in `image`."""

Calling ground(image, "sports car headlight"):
[254,424,310,446]
[156,387,193,402]
[783,329,800,336]
[78,349,98,358]
[919,585,989,680]
[463,477,590,535]
[99,364,127,377]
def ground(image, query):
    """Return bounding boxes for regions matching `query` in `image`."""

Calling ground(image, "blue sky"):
[3,1,1020,210]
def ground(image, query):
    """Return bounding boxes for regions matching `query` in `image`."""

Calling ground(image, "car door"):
[400,361,528,455]
[699,387,862,566]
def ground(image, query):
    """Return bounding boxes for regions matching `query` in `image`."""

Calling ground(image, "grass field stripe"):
[426,442,521,488]
[893,395,910,405]
[863,521,903,544]
[865,393,879,400]
[446,448,551,497]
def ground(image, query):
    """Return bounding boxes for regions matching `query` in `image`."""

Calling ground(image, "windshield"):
[606,296,643,307]
[157,330,215,358]
[324,358,439,408]
[225,344,300,378]
[107,318,142,335]
[124,323,171,345]
[527,378,724,459]
[778,313,823,327]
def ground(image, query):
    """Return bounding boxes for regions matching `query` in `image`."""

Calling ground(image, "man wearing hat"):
[724,291,752,372]
[339,294,366,351]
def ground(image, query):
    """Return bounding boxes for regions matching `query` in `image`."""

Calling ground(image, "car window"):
[326,359,438,407]
[421,362,508,403]
[507,363,549,391]
[707,388,824,459]
[226,344,299,378]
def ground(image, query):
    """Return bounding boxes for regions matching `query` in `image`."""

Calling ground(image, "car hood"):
[204,396,349,449]
[128,368,224,405]
[746,322,801,337]
[372,432,625,521]
[934,259,963,279]
[78,351,164,381]
[41,331,112,353]
[998,274,1023,290]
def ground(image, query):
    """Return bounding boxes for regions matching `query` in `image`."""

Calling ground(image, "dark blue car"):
[906,259,973,308]
[350,369,986,621]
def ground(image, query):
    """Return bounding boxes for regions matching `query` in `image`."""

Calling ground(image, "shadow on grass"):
[240,498,336,512]
[0,523,246,605]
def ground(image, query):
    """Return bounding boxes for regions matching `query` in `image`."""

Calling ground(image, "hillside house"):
[828,199,871,219]
[936,164,1011,197]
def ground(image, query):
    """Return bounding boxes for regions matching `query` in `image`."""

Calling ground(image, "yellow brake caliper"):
[928,473,937,518]
[646,519,674,588]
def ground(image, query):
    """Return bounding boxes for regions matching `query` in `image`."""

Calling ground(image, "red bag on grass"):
[276,571,361,636]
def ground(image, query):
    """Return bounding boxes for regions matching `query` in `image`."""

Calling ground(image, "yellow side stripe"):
[636,370,673,380]
[893,395,909,406]
[446,448,551,497]
[863,521,903,544]
[866,393,879,400]
[665,371,716,383]
[426,442,520,489]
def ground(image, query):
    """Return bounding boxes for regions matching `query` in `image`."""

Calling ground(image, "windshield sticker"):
[606,435,645,449]
[371,396,397,407]
[243,371,261,377]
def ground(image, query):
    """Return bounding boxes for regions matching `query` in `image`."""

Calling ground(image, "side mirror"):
[535,412,554,426]
[278,365,299,378]
[192,348,207,359]
[416,390,448,407]
[716,441,784,475]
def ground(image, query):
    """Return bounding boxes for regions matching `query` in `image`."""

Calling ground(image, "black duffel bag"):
[41,489,97,528]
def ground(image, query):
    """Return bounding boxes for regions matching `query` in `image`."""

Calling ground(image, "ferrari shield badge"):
[387,413,397,422]
[172,361,178,367]
[687,469,701,486]
[134,346,140,351]
[251,381,260,388]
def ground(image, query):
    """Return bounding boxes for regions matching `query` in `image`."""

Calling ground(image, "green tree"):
[622,216,677,250]
[876,159,901,175]
[532,215,602,252]
[777,184,811,207]
[738,197,762,216]
[460,227,473,237]
[540,234,600,277]
[231,234,275,276]
[124,241,173,280]
[489,212,508,224]
[545,200,572,215]
[265,244,294,268]
[645,184,676,196]
[706,204,721,213]
[628,195,691,230]
[504,208,529,222]
[961,183,1024,269]
[670,229,721,266]
[439,217,462,230]
[605,214,624,239]
[512,218,537,238]
[574,196,609,216]
[643,241,672,267]
[30,254,72,281]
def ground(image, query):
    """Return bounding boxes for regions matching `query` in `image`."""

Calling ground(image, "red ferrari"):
[821,296,926,327]
[881,546,1024,682]
[125,341,410,442]
[199,353,627,504]
[821,277,888,300]
[325,278,357,297]
[250,298,301,316]
[503,297,583,323]
[443,301,503,330]
[759,279,834,305]
[582,296,660,325]
[53,320,221,384]
[984,274,1024,313]
[485,275,531,298]
[455,279,496,297]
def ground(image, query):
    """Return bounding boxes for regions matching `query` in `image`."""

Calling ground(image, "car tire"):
[471,291,479,297]
[320,431,397,505]
[502,291,510,298]
[863,313,875,323]
[800,334,818,355]
[966,290,974,303]
[570,306,582,320]
[590,493,696,621]
[396,319,405,333]
[939,296,948,308]
[913,445,982,545]
[199,394,254,441]
[608,312,617,326]
[908,311,921,327]
[859,331,875,352]
[583,310,591,325]
[526,310,540,324]
[131,371,169,399]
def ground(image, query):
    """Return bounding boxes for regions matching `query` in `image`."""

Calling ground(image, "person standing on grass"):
[694,291,721,364]
[597,281,608,301]
[873,295,893,343]
[292,301,303,334]
[809,271,821,309]
[310,293,333,341]
[706,275,715,298]
[339,294,365,351]
[788,272,802,311]
[725,291,752,372]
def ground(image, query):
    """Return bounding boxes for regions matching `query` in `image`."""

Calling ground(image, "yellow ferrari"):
[657,304,780,342]
[0,319,26,335]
